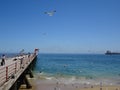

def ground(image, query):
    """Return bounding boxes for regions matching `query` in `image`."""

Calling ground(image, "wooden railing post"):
[15,62,17,74]
[6,67,8,81]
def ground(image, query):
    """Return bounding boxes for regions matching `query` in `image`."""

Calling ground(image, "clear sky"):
[0,0,120,53]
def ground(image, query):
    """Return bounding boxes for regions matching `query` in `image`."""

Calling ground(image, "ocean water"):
[1,53,120,85]
[34,54,120,85]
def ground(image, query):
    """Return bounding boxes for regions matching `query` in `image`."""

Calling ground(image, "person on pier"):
[1,54,5,66]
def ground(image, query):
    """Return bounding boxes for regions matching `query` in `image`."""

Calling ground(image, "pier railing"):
[0,54,35,87]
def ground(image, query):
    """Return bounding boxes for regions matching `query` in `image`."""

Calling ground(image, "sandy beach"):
[19,75,120,90]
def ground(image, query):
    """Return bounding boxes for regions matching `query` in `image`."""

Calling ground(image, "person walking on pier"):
[1,54,5,66]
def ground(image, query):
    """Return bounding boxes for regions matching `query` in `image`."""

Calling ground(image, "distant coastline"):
[105,50,120,55]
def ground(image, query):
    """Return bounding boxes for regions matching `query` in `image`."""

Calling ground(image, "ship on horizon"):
[105,50,120,55]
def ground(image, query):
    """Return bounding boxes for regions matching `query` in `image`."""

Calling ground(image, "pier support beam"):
[26,68,34,78]
[24,76,32,89]
[10,73,32,90]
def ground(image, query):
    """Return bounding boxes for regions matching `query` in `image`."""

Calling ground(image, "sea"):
[34,53,120,85]
[1,53,120,86]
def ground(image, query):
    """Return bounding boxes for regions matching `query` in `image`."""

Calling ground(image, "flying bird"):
[44,10,56,16]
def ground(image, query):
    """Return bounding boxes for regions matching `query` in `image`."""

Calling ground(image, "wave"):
[33,72,120,86]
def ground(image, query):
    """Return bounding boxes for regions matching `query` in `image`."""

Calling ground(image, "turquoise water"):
[34,54,120,85]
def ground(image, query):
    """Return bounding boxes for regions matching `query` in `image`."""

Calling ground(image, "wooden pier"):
[0,49,39,90]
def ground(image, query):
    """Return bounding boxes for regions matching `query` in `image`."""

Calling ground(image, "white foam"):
[45,77,53,80]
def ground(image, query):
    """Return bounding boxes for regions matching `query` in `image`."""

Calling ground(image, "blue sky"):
[0,0,120,53]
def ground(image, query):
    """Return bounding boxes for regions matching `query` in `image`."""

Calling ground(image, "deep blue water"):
[34,54,120,82]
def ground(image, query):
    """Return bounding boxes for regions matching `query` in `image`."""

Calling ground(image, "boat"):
[105,50,120,55]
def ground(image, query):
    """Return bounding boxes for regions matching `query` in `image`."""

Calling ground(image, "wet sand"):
[19,76,120,90]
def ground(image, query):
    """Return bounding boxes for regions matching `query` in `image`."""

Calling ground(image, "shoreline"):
[19,74,120,90]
